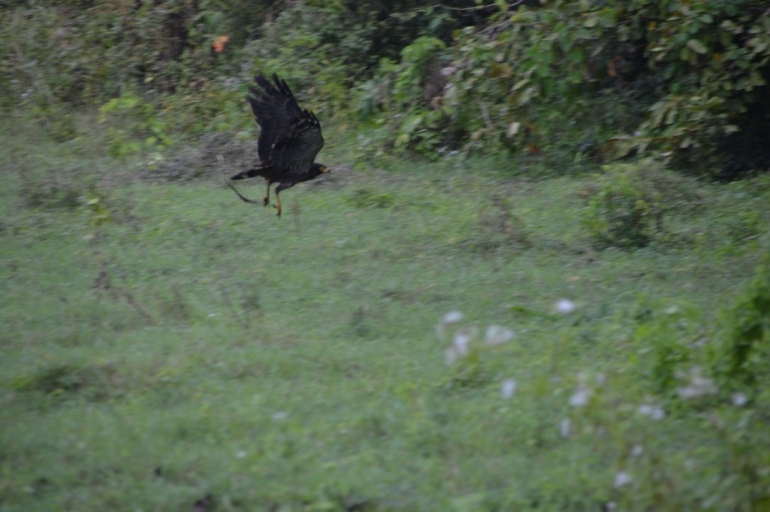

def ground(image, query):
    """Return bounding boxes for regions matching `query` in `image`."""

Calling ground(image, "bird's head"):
[311,163,330,178]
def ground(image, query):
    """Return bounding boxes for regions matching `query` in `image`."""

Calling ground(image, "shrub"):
[714,249,770,390]
[582,161,668,249]
[241,2,379,117]
[581,159,706,249]
[632,299,703,397]
[352,1,770,174]
[98,93,172,158]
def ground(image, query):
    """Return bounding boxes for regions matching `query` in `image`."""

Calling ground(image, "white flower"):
[638,404,665,420]
[555,299,575,315]
[732,393,748,406]
[631,445,644,457]
[559,418,571,438]
[236,450,246,458]
[272,411,288,421]
[614,470,633,488]
[453,331,470,357]
[676,366,718,399]
[569,386,591,407]
[445,328,474,364]
[501,379,517,399]
[444,311,463,324]
[435,310,463,340]
[485,325,514,345]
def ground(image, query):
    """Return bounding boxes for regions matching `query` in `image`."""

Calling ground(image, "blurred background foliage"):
[1,0,769,178]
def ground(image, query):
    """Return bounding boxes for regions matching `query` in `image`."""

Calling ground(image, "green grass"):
[1,118,769,511]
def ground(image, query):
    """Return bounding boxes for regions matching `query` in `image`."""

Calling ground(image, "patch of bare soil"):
[142,130,358,189]
[142,131,256,183]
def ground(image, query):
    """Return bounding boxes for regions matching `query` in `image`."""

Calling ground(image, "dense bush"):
[583,163,663,249]
[716,249,770,390]
[581,159,703,249]
[368,0,770,175]
[1,1,231,105]
[1,0,769,178]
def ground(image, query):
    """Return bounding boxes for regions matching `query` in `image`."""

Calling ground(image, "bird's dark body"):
[228,74,328,217]
[230,162,326,190]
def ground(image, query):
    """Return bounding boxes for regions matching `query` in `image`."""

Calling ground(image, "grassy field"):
[1,117,769,511]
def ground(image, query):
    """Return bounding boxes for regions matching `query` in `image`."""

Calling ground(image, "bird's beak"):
[321,166,330,173]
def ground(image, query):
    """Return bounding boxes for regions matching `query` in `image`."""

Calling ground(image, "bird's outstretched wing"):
[246,74,324,173]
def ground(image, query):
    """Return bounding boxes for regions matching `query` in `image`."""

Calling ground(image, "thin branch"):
[477,99,493,130]
[399,0,525,16]
[425,2,502,13]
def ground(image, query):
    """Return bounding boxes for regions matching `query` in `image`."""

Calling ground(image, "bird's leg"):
[274,188,282,218]
[264,181,272,207]
[273,184,293,218]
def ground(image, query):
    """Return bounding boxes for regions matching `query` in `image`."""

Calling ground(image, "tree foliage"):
[365,0,770,174]
[1,0,769,177]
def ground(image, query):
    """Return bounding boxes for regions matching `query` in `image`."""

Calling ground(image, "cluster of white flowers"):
[444,328,475,365]
[437,311,522,401]
[486,325,515,346]
[638,404,665,420]
[439,300,576,366]
[561,371,611,438]
[437,311,516,366]
[614,470,633,488]
[676,366,718,399]
[569,373,599,407]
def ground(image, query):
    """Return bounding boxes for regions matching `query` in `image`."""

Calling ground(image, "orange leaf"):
[212,35,230,53]
[526,143,540,154]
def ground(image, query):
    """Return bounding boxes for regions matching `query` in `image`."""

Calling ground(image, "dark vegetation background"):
[2,1,770,511]
[2,0,769,178]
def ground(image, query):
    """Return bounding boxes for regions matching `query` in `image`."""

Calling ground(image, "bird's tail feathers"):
[231,164,271,181]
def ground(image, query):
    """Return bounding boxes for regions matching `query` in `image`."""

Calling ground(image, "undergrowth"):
[1,118,769,511]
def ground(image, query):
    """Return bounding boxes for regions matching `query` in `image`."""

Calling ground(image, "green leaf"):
[400,114,424,134]
[686,39,707,54]
[507,121,521,137]
[512,79,530,91]
[599,8,618,28]
[394,134,409,147]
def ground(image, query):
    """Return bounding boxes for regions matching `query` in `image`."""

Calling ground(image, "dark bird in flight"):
[228,73,328,218]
